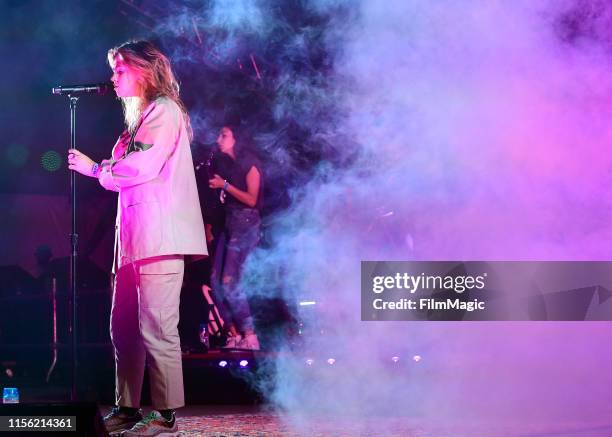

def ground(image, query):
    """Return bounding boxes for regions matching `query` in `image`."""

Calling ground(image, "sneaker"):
[222,334,242,349]
[103,406,143,434]
[237,333,260,350]
[121,411,179,437]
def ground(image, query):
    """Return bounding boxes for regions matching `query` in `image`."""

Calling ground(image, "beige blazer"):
[98,97,207,270]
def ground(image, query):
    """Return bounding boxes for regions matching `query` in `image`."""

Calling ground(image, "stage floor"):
[97,405,612,437]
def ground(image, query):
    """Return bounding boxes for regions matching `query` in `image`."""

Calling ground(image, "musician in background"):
[207,125,263,350]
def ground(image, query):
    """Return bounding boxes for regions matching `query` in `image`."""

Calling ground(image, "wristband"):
[223,180,229,191]
[91,162,100,177]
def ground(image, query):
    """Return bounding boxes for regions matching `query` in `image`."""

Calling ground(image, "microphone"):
[195,144,218,172]
[195,149,216,172]
[51,82,113,95]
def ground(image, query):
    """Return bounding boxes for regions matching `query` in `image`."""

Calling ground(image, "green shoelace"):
[132,412,162,429]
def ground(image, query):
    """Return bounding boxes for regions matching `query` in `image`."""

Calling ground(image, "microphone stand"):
[68,95,79,401]
[53,84,109,401]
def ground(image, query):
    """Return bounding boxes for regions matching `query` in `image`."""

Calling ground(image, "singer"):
[67,40,207,437]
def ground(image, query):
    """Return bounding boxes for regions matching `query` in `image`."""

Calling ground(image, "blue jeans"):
[210,208,261,332]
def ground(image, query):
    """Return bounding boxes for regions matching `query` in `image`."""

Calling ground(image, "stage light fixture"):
[6,143,29,168]
[326,358,336,365]
[41,150,61,172]
[239,360,249,368]
[305,359,314,366]
[413,355,422,362]
[391,356,400,363]
[218,360,228,368]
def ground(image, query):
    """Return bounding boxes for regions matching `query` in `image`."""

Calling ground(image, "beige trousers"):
[110,255,185,410]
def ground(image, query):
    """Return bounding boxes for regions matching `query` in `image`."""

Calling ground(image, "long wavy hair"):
[107,40,192,139]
